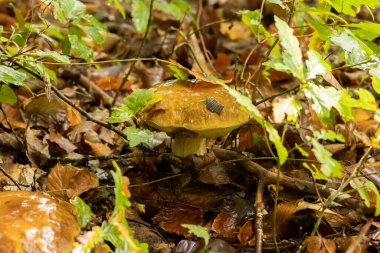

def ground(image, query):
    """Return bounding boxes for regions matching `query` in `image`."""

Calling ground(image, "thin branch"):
[0,166,21,190]
[0,46,156,154]
[111,0,155,107]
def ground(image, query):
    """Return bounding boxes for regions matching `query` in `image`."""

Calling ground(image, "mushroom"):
[140,80,251,157]
[0,191,80,253]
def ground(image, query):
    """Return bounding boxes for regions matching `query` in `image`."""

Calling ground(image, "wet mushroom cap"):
[0,191,80,253]
[140,80,251,137]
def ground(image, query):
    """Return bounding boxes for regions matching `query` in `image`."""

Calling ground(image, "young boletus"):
[0,191,80,253]
[140,80,251,157]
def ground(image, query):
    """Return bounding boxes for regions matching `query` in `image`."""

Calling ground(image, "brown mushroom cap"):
[0,191,80,253]
[140,80,251,137]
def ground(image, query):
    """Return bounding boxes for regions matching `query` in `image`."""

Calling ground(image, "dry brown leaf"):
[85,139,112,156]
[0,105,26,129]
[198,163,233,185]
[214,52,231,74]
[304,236,336,253]
[211,212,238,239]
[48,127,77,153]
[152,205,203,236]
[220,21,251,40]
[336,236,362,253]
[0,191,80,253]
[238,220,254,246]
[323,73,342,90]
[96,76,124,91]
[0,163,45,191]
[66,102,82,127]
[25,128,50,166]
[46,162,99,200]
[24,95,67,127]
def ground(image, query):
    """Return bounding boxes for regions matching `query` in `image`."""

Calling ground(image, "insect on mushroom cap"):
[139,80,251,138]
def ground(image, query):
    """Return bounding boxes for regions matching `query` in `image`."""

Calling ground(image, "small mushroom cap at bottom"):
[140,80,251,137]
[0,191,80,253]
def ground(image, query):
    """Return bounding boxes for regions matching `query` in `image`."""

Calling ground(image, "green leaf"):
[123,88,159,116]
[0,85,17,105]
[68,33,93,61]
[354,178,370,207]
[132,0,150,32]
[304,82,339,124]
[221,85,288,165]
[109,0,126,18]
[62,34,71,55]
[372,76,380,94]
[0,65,27,86]
[313,130,345,142]
[265,16,305,82]
[182,224,210,246]
[32,49,70,63]
[273,96,302,123]
[311,139,342,178]
[23,58,57,83]
[108,106,132,123]
[54,0,86,23]
[328,0,379,16]
[365,181,380,216]
[73,15,106,44]
[348,21,380,41]
[111,161,131,211]
[295,144,309,157]
[306,49,331,79]
[331,30,372,69]
[168,65,189,80]
[308,19,329,41]
[369,61,380,94]
[267,0,289,10]
[70,196,94,228]
[125,127,152,147]
[154,0,189,20]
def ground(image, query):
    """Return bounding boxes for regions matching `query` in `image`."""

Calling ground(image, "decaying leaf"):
[24,95,67,127]
[48,127,77,153]
[211,212,238,239]
[46,162,99,200]
[303,236,336,253]
[152,205,203,236]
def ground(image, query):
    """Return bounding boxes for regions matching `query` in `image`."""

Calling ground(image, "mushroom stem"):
[172,137,207,157]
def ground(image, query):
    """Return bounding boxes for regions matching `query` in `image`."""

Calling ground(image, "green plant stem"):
[310,146,373,236]
[111,0,155,107]
[255,85,300,105]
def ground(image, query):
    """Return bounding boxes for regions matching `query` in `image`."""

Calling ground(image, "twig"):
[346,218,372,253]
[111,0,155,107]
[212,148,375,215]
[49,152,148,164]
[0,104,24,151]
[0,46,156,154]
[0,166,21,190]
[61,69,119,107]
[255,85,300,105]
[255,179,265,253]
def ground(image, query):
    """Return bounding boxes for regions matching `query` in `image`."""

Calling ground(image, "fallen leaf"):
[304,236,336,253]
[48,127,77,153]
[152,205,203,236]
[24,95,67,127]
[25,128,50,167]
[211,212,238,239]
[85,139,112,156]
[46,162,99,200]
[220,21,251,40]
